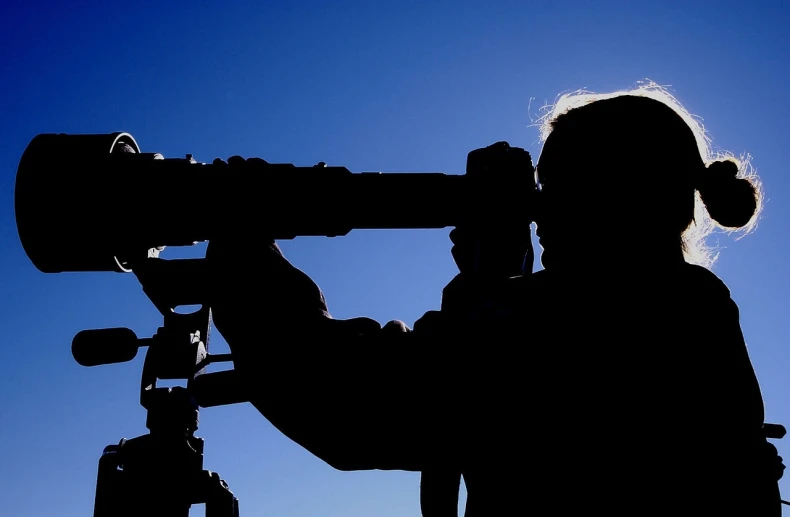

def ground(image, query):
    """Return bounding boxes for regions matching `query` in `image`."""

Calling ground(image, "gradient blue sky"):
[2,1,789,515]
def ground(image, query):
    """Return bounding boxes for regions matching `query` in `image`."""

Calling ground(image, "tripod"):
[72,252,248,516]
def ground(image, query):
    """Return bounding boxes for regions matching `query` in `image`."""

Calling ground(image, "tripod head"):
[69,251,246,516]
[70,255,246,410]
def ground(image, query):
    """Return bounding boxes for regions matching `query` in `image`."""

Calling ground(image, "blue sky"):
[1,0,789,515]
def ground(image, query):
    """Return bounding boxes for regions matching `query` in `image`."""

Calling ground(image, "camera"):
[15,132,536,274]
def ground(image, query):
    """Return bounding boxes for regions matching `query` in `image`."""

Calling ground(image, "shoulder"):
[669,263,744,324]
[677,262,732,300]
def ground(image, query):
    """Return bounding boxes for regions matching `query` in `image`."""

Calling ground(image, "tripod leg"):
[93,443,124,517]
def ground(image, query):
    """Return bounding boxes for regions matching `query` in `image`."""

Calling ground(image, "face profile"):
[534,117,635,271]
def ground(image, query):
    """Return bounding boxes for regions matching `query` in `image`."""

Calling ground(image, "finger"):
[449,227,469,244]
[413,311,443,334]
[381,319,411,335]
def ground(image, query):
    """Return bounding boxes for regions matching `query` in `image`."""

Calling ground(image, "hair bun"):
[696,159,757,228]
[704,159,739,180]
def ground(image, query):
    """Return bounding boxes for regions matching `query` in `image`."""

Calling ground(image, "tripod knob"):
[72,327,146,367]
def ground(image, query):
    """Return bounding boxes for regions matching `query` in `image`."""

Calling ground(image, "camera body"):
[448,141,535,278]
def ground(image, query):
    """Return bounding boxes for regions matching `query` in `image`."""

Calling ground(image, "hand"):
[762,441,785,481]
[449,226,532,277]
[205,154,328,346]
[205,236,280,346]
[412,310,447,337]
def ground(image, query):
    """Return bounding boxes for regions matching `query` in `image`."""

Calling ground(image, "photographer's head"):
[533,82,762,271]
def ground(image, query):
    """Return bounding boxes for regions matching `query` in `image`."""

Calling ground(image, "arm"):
[207,238,456,471]
[688,269,782,512]
[694,270,764,435]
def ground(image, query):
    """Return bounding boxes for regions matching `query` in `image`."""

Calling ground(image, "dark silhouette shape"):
[420,142,535,516]
[15,133,531,273]
[13,132,535,515]
[13,86,785,515]
[16,133,250,515]
[206,92,785,515]
[75,258,244,516]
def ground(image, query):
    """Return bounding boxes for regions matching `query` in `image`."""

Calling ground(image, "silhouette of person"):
[207,84,783,516]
